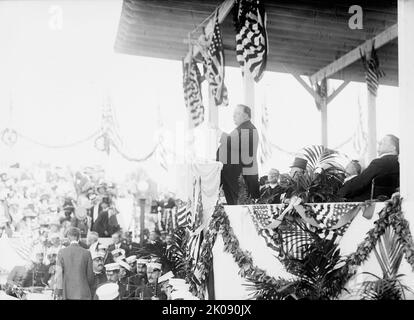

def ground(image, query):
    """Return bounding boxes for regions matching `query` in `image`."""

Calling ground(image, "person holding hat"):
[54,227,94,300]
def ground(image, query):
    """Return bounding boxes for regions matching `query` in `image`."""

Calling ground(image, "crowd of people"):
[3,227,189,300]
[0,163,189,300]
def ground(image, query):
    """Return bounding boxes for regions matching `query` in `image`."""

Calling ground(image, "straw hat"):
[96,283,119,300]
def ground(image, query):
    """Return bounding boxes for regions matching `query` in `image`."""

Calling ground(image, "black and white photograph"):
[0,0,414,306]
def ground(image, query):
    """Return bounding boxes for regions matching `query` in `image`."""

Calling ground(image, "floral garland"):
[188,194,414,300]
[345,195,414,274]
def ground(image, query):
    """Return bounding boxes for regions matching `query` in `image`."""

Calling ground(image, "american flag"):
[360,43,385,97]
[176,200,192,228]
[248,204,287,254]
[193,177,203,231]
[183,58,205,128]
[258,100,272,166]
[302,202,361,238]
[203,14,229,107]
[234,0,268,82]
[156,132,168,171]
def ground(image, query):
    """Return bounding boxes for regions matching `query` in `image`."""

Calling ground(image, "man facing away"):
[338,134,400,202]
[54,227,94,300]
[215,104,259,205]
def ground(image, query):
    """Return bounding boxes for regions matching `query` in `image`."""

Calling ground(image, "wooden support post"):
[320,96,328,147]
[366,89,377,163]
[243,66,255,121]
[398,0,414,237]
[208,90,219,160]
[139,198,146,245]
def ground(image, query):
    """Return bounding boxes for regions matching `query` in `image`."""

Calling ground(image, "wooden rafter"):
[309,23,398,85]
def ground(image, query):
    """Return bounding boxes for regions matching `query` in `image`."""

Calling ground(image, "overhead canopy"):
[114,0,398,86]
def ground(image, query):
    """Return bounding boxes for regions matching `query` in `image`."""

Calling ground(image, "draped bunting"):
[202,13,229,107]
[183,57,205,128]
[246,202,378,258]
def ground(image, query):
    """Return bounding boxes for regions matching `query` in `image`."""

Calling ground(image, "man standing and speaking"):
[215,104,260,205]
[54,227,94,300]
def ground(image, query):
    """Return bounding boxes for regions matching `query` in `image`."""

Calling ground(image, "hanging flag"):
[258,101,272,166]
[234,0,268,82]
[176,201,192,228]
[360,43,385,97]
[183,58,205,128]
[353,97,368,157]
[193,177,203,230]
[203,13,229,107]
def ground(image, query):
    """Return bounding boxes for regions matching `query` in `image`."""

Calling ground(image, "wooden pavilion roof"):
[114,0,398,86]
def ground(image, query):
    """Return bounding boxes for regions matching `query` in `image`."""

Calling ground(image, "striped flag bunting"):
[176,200,193,228]
[156,133,168,171]
[248,204,287,255]
[183,57,205,128]
[193,177,203,231]
[360,43,385,97]
[202,13,229,107]
[9,237,33,262]
[247,202,362,259]
[234,0,268,82]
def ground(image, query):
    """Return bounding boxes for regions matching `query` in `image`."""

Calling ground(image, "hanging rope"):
[110,140,159,163]
[16,130,100,149]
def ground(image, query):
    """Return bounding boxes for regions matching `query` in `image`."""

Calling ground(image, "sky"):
[0,0,399,190]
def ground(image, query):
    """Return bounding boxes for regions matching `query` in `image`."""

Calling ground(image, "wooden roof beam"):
[309,23,398,85]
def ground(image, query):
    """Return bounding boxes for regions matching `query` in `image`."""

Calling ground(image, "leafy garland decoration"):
[188,194,414,300]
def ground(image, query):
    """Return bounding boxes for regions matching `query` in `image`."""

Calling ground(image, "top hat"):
[290,157,308,170]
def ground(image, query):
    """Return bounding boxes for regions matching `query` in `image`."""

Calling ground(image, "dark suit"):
[216,120,260,205]
[338,154,399,202]
[258,185,284,204]
[56,243,94,300]
[91,210,110,238]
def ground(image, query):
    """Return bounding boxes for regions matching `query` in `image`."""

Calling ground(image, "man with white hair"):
[338,134,400,201]
[259,168,283,204]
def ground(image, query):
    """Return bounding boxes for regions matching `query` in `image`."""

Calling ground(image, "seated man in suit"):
[338,134,400,201]
[258,169,284,204]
